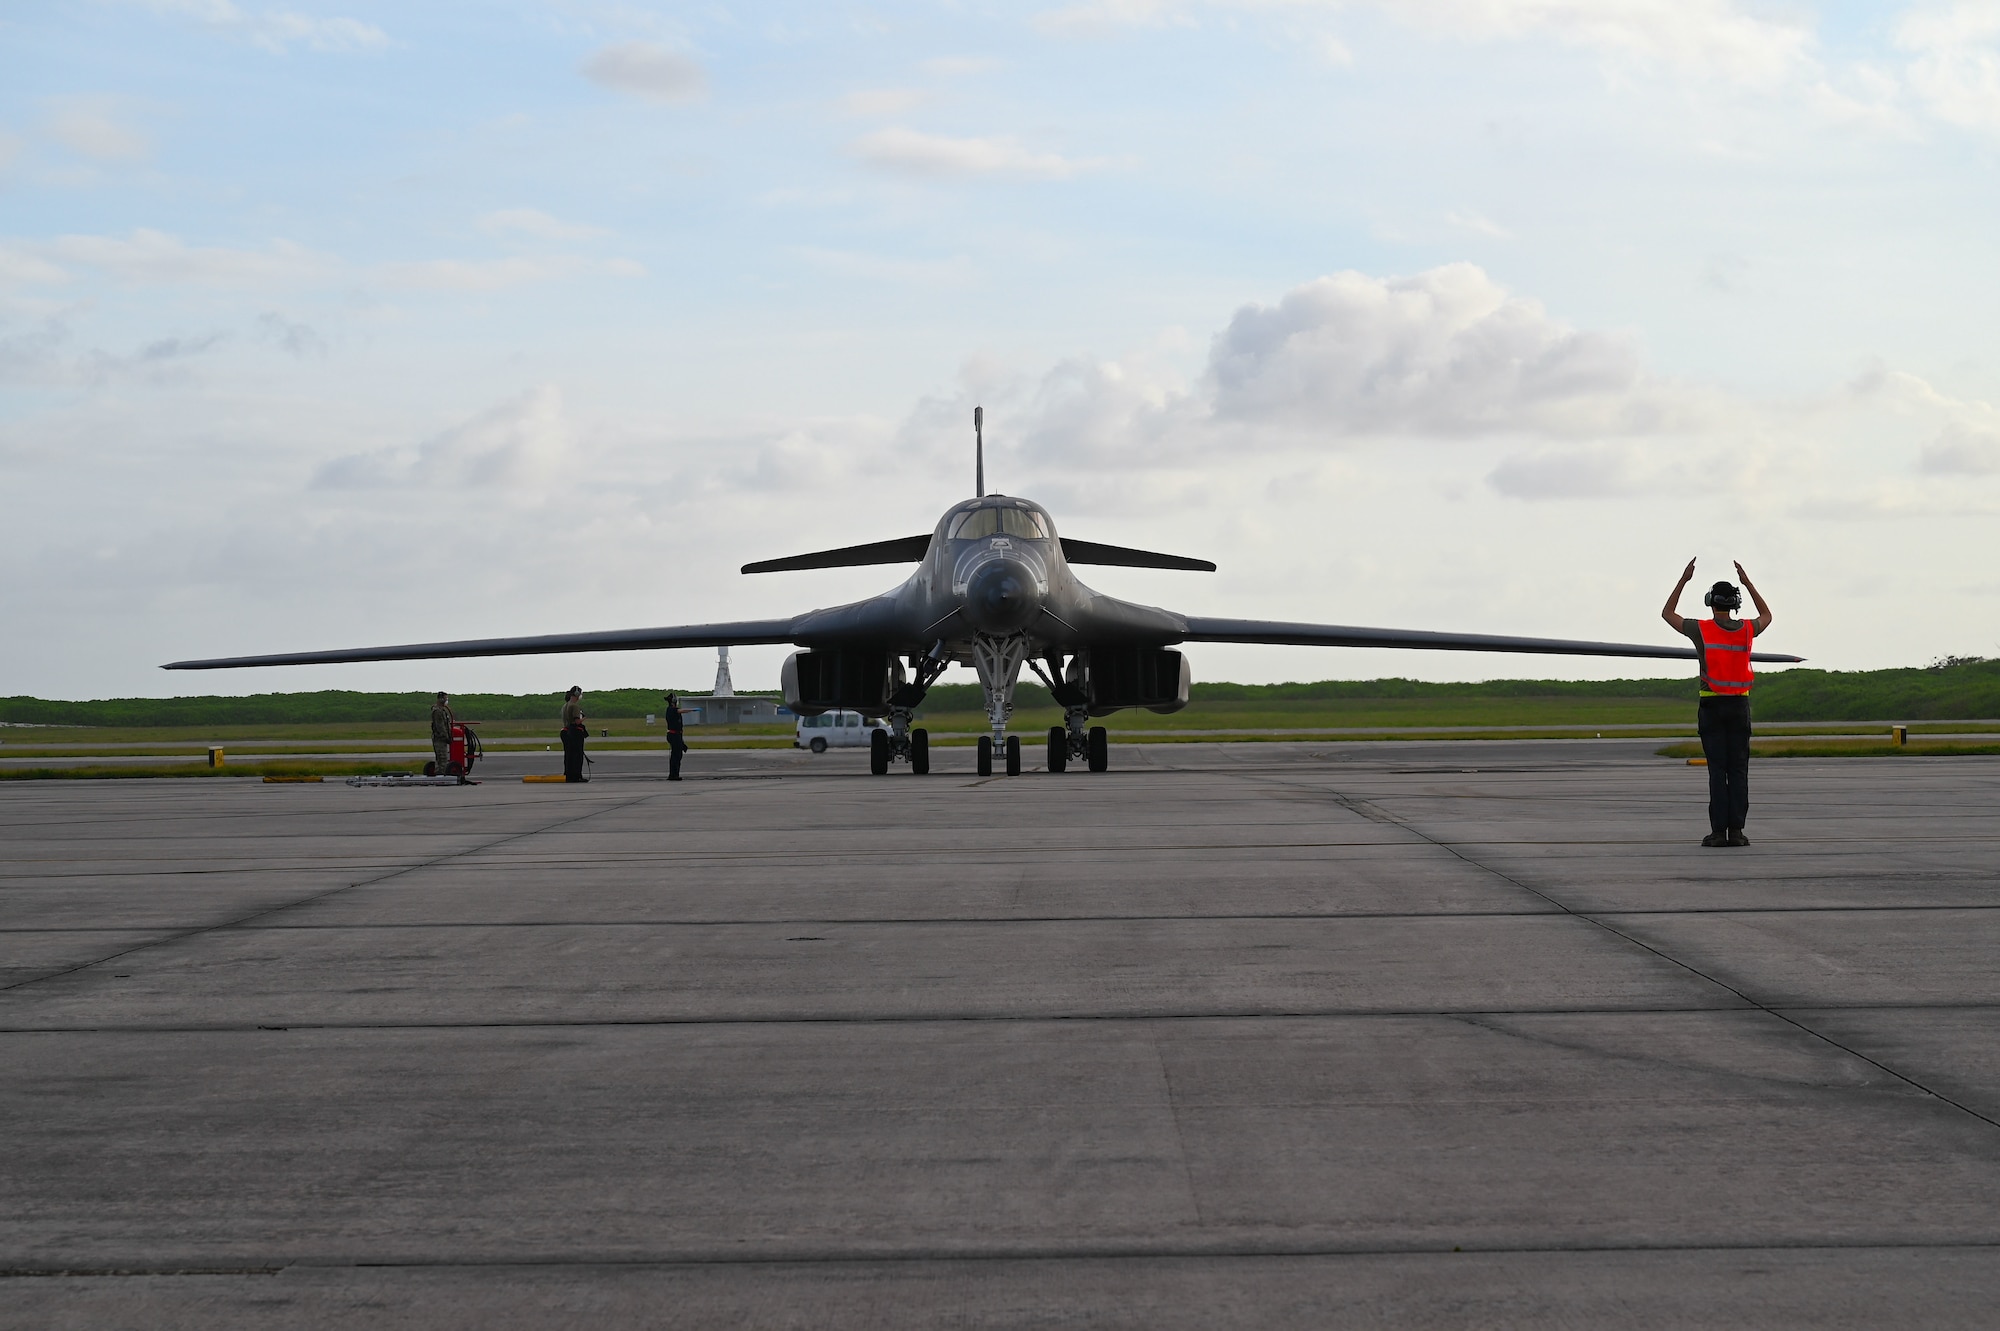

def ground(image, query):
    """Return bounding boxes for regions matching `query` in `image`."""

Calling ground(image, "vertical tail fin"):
[974,405,984,498]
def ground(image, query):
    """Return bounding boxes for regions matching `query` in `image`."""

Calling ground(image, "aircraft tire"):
[869,728,890,776]
[810,737,828,754]
[1005,734,1021,776]
[977,735,993,777]
[1088,726,1109,772]
[1046,726,1067,773]
[911,728,930,775]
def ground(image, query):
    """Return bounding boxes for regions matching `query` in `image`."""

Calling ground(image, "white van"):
[795,710,888,753]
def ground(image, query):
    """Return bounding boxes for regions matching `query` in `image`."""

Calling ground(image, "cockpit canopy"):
[946,501,1052,541]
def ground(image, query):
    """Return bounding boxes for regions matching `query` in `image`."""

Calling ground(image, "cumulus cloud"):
[581,42,707,104]
[892,264,1714,480]
[1205,263,1691,437]
[45,99,150,162]
[849,127,1102,179]
[311,386,572,491]
[478,208,608,241]
[1919,420,2000,474]
[126,0,387,53]
[376,255,644,291]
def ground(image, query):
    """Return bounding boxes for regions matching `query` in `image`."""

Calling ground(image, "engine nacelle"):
[782,649,893,717]
[1081,647,1190,716]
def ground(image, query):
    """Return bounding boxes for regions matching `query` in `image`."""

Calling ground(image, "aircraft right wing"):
[163,619,803,670]
[1176,617,1804,663]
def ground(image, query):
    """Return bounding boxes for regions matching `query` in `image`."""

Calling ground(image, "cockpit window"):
[949,506,1049,540]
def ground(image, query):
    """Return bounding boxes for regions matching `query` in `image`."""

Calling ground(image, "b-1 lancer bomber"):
[167,409,1802,776]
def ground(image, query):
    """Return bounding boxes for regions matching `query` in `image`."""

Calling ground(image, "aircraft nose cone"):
[963,557,1043,634]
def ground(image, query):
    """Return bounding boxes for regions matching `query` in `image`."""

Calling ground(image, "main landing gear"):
[867,641,1111,777]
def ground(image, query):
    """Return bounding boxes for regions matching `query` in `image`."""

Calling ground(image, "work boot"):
[1727,829,1751,847]
[1702,832,1726,847]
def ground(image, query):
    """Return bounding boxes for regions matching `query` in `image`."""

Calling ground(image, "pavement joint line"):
[13,900,2000,933]
[1243,771,2000,1136]
[13,1237,2000,1278]
[0,793,658,995]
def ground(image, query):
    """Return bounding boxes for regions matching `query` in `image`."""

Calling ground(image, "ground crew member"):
[561,686,588,783]
[1662,558,1774,847]
[430,692,454,775]
[665,692,686,781]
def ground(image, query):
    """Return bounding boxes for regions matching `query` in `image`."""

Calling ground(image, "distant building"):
[678,647,784,725]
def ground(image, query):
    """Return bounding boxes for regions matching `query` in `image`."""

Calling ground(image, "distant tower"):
[712,646,735,698]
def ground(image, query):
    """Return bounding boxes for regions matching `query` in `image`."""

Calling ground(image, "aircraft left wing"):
[1176,617,1805,663]
[163,619,802,670]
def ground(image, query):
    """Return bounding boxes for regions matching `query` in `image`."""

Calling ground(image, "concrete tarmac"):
[4,740,1999,1327]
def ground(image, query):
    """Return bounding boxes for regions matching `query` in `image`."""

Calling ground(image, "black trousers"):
[1697,696,1752,834]
[561,728,586,782]
[669,738,685,779]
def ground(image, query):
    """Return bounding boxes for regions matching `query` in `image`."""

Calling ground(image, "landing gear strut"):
[877,644,950,776]
[1027,653,1109,773]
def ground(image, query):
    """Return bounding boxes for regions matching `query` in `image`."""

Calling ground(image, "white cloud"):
[1484,444,1648,498]
[849,127,1102,179]
[0,248,70,286]
[886,265,1719,480]
[838,88,929,116]
[1445,209,1509,238]
[0,130,21,171]
[311,386,572,491]
[478,208,609,241]
[1204,262,1695,437]
[580,42,708,104]
[1897,3,2000,132]
[1919,420,2000,475]
[1039,0,1811,83]
[377,255,645,291]
[44,99,150,162]
[126,0,388,53]
[29,229,322,285]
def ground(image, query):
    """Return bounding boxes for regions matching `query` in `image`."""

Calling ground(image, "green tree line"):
[5,658,1996,726]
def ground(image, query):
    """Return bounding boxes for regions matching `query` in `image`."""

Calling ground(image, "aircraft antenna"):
[974,406,984,497]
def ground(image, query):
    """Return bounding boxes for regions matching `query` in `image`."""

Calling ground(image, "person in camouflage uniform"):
[430,692,454,774]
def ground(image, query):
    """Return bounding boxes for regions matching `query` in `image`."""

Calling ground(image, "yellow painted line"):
[521,774,570,783]
[262,775,324,783]
[1687,758,1707,766]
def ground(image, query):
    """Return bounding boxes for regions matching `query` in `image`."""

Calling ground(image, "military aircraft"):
[166,408,1802,776]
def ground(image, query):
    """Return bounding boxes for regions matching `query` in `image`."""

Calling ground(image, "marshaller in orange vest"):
[1662,559,1775,848]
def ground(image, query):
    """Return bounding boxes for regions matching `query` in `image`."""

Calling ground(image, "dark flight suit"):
[430,702,453,774]
[666,701,686,781]
[561,697,587,782]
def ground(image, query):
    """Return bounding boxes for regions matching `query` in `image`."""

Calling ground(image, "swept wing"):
[163,619,800,671]
[1177,617,1803,663]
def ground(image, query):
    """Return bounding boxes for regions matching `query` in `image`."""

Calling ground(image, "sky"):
[4,0,1999,700]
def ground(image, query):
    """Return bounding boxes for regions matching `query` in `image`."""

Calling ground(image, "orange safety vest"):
[1698,618,1754,695]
